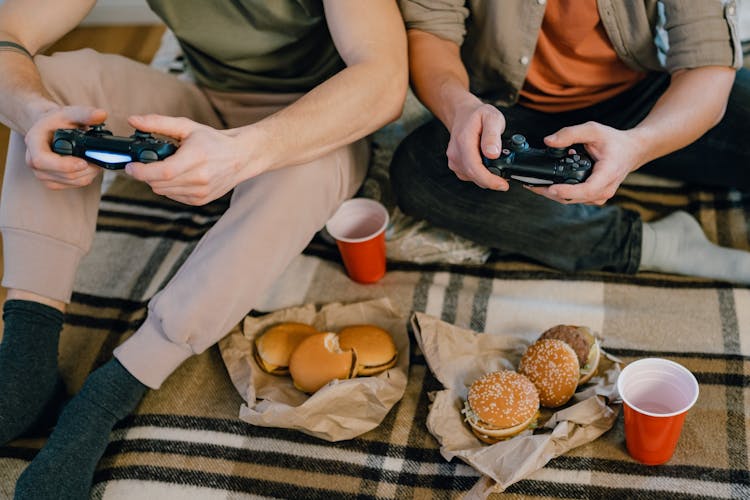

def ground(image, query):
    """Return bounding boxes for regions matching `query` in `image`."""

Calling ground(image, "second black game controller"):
[481,133,593,186]
[52,124,177,170]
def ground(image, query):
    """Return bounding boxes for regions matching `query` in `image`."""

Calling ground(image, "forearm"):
[626,66,736,169]
[407,29,480,129]
[232,60,405,176]
[0,47,58,133]
[0,0,96,133]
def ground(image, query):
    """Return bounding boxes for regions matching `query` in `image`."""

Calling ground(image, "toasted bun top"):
[337,325,397,369]
[519,339,580,408]
[288,332,356,393]
[255,322,319,369]
[467,370,539,430]
[539,325,594,366]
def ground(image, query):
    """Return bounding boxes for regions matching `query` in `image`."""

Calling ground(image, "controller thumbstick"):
[138,150,158,162]
[546,147,567,159]
[510,134,529,152]
[53,139,73,155]
[88,124,112,136]
[133,130,152,139]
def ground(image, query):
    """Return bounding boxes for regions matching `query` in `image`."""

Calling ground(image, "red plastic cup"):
[617,358,699,465]
[325,198,389,284]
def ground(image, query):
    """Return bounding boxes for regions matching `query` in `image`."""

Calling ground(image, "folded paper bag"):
[411,311,622,497]
[218,297,409,441]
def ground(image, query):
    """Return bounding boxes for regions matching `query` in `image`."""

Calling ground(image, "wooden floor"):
[0,24,165,325]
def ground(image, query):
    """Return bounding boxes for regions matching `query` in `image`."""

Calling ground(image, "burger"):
[462,370,540,444]
[288,332,357,393]
[337,325,398,376]
[518,338,580,408]
[539,324,601,384]
[254,322,319,376]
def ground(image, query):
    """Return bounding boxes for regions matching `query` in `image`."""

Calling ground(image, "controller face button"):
[573,154,580,161]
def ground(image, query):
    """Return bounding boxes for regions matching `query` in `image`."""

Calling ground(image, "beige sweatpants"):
[0,49,369,388]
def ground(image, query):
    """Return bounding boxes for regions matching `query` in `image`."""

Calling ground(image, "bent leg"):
[1,48,222,303]
[114,139,369,389]
[390,118,642,273]
[0,49,221,447]
[5,49,225,495]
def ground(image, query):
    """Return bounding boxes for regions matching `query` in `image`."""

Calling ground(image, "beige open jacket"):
[399,0,743,106]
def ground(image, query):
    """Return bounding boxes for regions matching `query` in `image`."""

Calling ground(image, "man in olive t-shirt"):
[0,1,407,498]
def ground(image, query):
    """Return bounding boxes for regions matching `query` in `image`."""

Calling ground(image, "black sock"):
[0,300,64,445]
[14,358,148,500]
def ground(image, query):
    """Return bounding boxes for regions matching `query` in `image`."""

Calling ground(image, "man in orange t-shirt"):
[391,0,750,283]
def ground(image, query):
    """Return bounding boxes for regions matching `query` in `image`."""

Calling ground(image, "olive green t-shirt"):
[147,0,345,92]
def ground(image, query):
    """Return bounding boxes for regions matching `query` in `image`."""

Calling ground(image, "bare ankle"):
[6,289,66,313]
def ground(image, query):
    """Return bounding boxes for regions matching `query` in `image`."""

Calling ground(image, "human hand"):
[446,102,509,190]
[527,121,645,205]
[26,106,106,189]
[125,114,250,206]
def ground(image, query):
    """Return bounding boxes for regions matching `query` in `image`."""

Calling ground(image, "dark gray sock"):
[0,300,64,445]
[14,358,148,500]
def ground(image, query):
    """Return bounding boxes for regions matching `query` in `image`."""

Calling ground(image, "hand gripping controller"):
[481,133,593,186]
[52,124,177,170]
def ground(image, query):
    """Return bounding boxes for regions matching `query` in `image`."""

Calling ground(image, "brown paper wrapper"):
[411,312,622,496]
[218,297,409,441]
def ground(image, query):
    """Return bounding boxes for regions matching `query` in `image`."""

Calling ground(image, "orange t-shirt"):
[519,0,646,113]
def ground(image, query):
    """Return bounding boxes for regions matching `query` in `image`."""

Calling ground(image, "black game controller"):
[481,133,593,186]
[52,124,177,170]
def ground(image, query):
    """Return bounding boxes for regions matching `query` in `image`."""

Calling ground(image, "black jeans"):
[390,69,750,273]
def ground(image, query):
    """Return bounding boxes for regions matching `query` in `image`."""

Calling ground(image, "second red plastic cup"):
[617,358,699,465]
[325,198,389,284]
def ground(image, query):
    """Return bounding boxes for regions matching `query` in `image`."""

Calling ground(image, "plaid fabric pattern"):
[1,171,748,499]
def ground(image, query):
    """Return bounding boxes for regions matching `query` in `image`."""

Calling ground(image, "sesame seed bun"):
[337,325,398,376]
[288,332,357,393]
[539,325,601,385]
[463,370,540,443]
[519,339,580,408]
[254,322,319,376]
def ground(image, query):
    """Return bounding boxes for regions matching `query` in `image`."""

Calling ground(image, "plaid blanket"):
[1,161,748,499]
[2,33,750,491]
